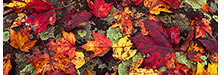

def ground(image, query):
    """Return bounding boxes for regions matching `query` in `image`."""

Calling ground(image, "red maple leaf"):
[25,0,56,34]
[87,0,113,17]
[163,0,181,9]
[62,7,92,31]
[130,19,180,69]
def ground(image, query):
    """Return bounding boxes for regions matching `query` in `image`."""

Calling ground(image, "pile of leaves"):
[3,0,218,75]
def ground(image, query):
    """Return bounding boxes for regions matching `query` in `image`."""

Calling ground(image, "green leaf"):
[185,0,207,9]
[158,66,167,72]
[213,15,218,22]
[77,30,87,37]
[3,31,10,42]
[107,26,123,44]
[131,52,145,67]
[40,31,49,40]
[176,52,197,69]
[118,61,130,75]
[20,63,36,75]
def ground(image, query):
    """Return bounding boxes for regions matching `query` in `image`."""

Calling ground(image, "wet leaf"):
[3,56,12,75]
[87,0,113,17]
[81,32,111,58]
[10,27,37,52]
[25,0,56,34]
[62,7,92,31]
[112,36,137,61]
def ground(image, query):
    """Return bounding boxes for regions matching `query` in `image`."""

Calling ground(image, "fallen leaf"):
[185,0,207,9]
[47,30,77,59]
[106,26,123,43]
[149,1,172,15]
[120,0,143,6]
[186,42,205,62]
[25,0,56,34]
[10,27,37,52]
[11,13,27,28]
[5,0,31,12]
[192,18,213,38]
[163,0,181,9]
[163,62,192,75]
[201,3,214,14]
[112,36,137,61]
[130,19,180,69]
[87,0,113,17]
[81,32,111,58]
[85,68,93,75]
[207,63,218,75]
[3,56,12,75]
[62,7,92,31]
[198,39,218,62]
[112,7,134,35]
[144,0,160,9]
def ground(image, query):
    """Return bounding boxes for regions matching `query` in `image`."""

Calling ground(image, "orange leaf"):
[192,17,213,38]
[81,32,111,58]
[47,30,76,59]
[187,42,204,62]
[112,7,134,35]
[87,0,113,17]
[9,27,37,52]
[149,1,172,15]
[11,13,27,28]
[85,68,94,75]
[201,3,214,14]
[3,56,12,75]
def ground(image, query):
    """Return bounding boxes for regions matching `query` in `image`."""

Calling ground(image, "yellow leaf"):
[150,1,172,15]
[112,36,137,61]
[129,68,160,75]
[5,1,26,9]
[11,13,27,28]
[207,63,218,75]
[71,52,85,69]
[196,62,206,75]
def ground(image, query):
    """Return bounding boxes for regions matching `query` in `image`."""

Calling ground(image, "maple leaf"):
[62,7,92,31]
[196,62,217,75]
[130,19,180,69]
[149,1,172,15]
[10,27,37,52]
[112,7,134,35]
[129,58,161,75]
[11,13,27,28]
[163,0,181,9]
[87,0,113,17]
[81,32,111,58]
[112,36,137,61]
[47,30,77,59]
[163,62,192,75]
[201,3,214,14]
[186,42,205,62]
[5,0,32,13]
[3,56,12,75]
[198,39,218,62]
[25,0,56,34]
[192,17,213,38]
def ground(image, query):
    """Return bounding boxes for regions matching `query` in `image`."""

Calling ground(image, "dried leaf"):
[25,0,56,34]
[87,0,113,17]
[81,32,111,58]
[3,56,12,75]
[10,27,37,52]
[112,36,137,61]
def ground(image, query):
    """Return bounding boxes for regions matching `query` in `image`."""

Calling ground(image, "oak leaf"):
[62,7,92,31]
[10,27,37,52]
[87,0,113,17]
[47,30,77,59]
[3,56,12,75]
[192,18,213,38]
[112,7,134,35]
[81,32,111,58]
[130,19,180,69]
[112,36,137,61]
[11,13,27,28]
[25,0,56,34]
